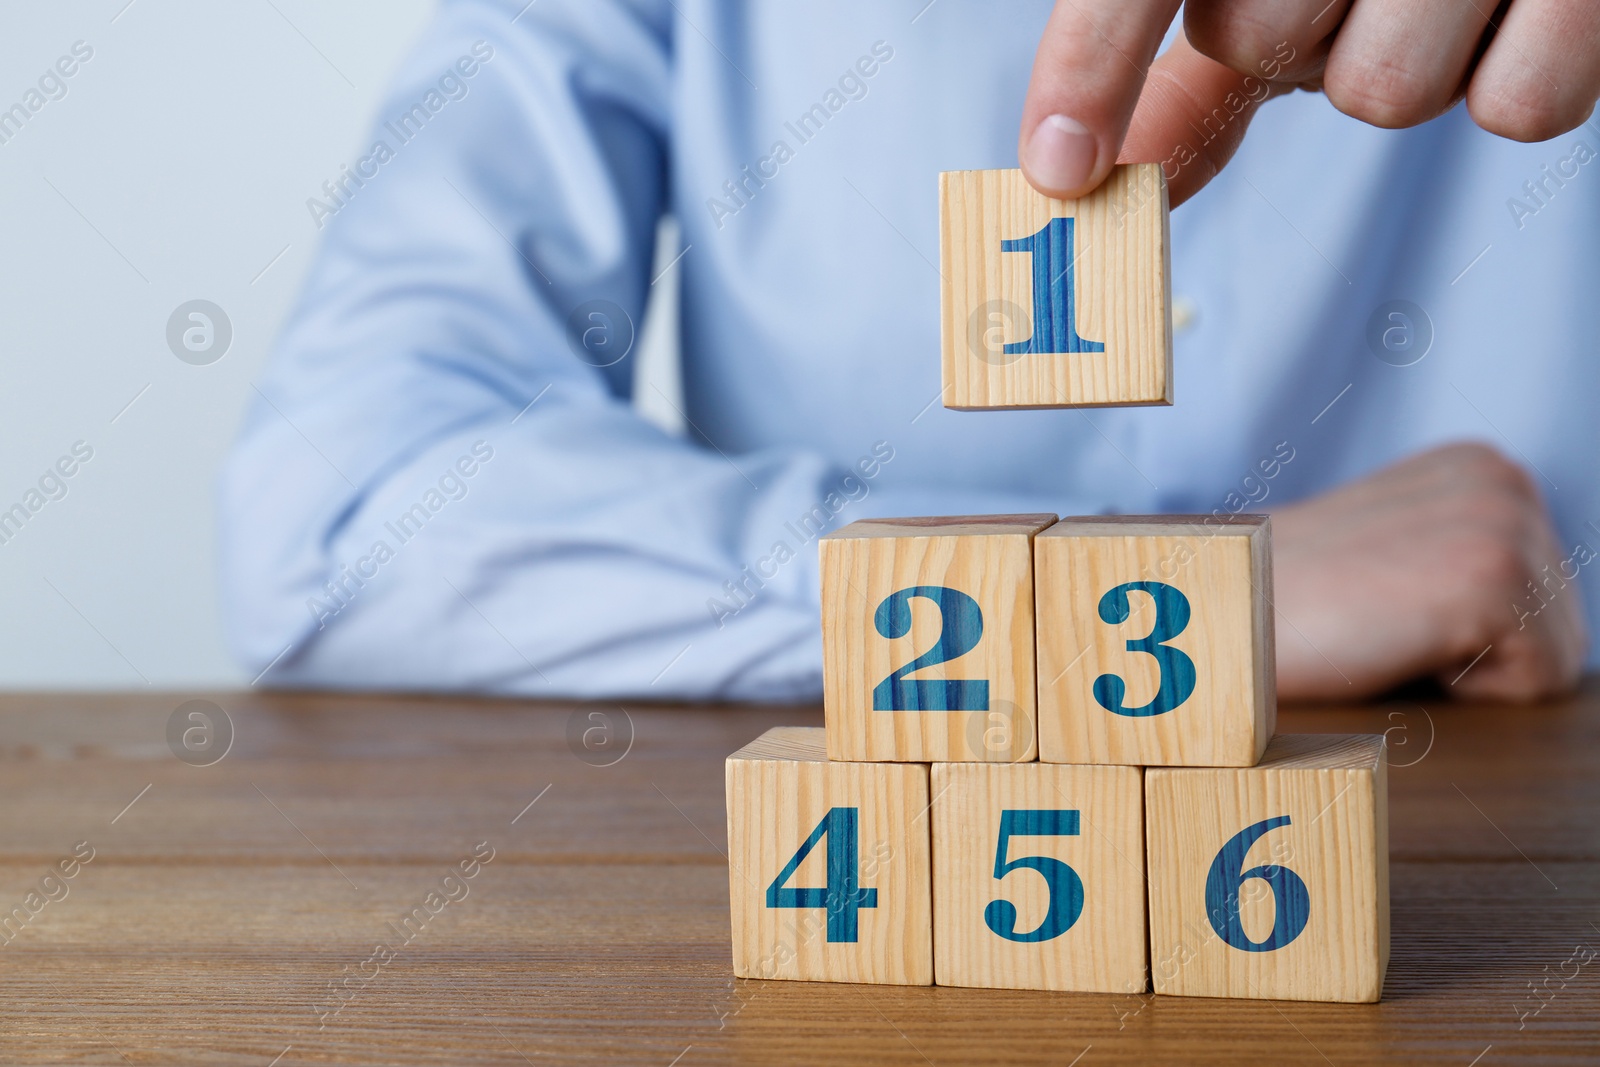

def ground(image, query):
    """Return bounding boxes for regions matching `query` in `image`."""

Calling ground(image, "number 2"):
[983,809,1084,943]
[766,807,878,943]
[872,586,988,711]
[1092,581,1197,717]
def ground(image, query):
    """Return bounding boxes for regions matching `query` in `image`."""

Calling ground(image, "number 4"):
[766,807,878,943]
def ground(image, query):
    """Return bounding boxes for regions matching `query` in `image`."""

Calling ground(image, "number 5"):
[983,809,1084,943]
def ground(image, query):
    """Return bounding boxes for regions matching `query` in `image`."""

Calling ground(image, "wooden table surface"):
[1,686,1597,1066]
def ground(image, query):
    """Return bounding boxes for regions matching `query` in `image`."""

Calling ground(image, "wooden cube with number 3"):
[725,727,933,984]
[940,164,1171,409]
[1034,515,1275,767]
[931,761,1146,992]
[821,514,1056,763]
[1145,734,1390,1003]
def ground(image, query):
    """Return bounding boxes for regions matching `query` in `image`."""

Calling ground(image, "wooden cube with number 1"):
[940,164,1171,409]
[1034,515,1274,767]
[1145,734,1390,1003]
[821,514,1056,763]
[931,762,1146,992]
[725,727,933,984]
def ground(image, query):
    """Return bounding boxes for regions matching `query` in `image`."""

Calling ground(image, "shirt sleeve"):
[217,0,1065,702]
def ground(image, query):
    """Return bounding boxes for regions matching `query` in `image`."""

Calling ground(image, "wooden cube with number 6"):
[932,762,1146,992]
[821,514,1055,763]
[1145,734,1390,1003]
[1034,515,1274,767]
[725,727,933,984]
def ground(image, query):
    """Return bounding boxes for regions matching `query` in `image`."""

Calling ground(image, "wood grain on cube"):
[939,164,1171,409]
[931,762,1146,993]
[820,515,1055,763]
[725,727,933,984]
[1035,515,1274,767]
[1145,734,1390,1003]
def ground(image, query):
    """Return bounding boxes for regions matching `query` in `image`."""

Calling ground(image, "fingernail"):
[1024,114,1098,195]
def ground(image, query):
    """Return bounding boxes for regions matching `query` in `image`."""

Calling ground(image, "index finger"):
[1019,0,1183,199]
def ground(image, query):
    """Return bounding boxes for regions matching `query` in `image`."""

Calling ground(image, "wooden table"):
[1,686,1596,1066]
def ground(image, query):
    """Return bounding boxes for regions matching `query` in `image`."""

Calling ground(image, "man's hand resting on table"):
[1272,443,1588,703]
[1020,0,1600,204]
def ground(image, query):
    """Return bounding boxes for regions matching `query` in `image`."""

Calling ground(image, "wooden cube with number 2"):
[821,514,1055,763]
[725,727,933,985]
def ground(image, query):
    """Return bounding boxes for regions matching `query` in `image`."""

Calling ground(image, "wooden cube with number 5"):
[1145,734,1390,1002]
[932,762,1146,992]
[1034,515,1274,767]
[821,515,1055,763]
[725,727,933,984]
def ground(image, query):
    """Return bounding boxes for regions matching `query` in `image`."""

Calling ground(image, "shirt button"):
[1172,296,1198,334]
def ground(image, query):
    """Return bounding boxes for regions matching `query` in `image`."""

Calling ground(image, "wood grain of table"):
[0,685,1596,1065]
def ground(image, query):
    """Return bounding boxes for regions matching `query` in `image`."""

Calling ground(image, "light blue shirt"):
[221,0,1600,699]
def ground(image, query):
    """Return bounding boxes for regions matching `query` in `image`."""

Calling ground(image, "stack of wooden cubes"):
[725,514,1389,1003]
[725,164,1389,1004]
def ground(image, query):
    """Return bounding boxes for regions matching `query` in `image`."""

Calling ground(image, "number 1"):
[1001,217,1105,355]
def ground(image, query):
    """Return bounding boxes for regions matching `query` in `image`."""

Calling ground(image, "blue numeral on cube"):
[766,806,878,943]
[872,586,989,711]
[1093,581,1197,717]
[984,809,1085,943]
[1001,217,1105,355]
[1204,815,1311,952]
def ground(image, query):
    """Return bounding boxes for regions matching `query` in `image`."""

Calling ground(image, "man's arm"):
[1273,443,1587,702]
[219,0,1057,701]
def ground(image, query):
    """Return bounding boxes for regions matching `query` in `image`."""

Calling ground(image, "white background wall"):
[0,1,683,689]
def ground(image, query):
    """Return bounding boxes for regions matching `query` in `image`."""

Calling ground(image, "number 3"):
[1092,581,1197,717]
[983,809,1084,943]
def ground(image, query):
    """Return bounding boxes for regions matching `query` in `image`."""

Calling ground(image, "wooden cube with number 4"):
[940,164,1171,409]
[932,762,1146,992]
[725,727,933,984]
[821,514,1055,763]
[1145,734,1390,1003]
[1035,515,1275,767]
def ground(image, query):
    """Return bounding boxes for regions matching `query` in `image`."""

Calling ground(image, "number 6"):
[1204,815,1310,951]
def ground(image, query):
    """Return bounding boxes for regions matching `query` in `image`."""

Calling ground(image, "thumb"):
[1118,33,1288,207]
[1019,0,1183,199]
